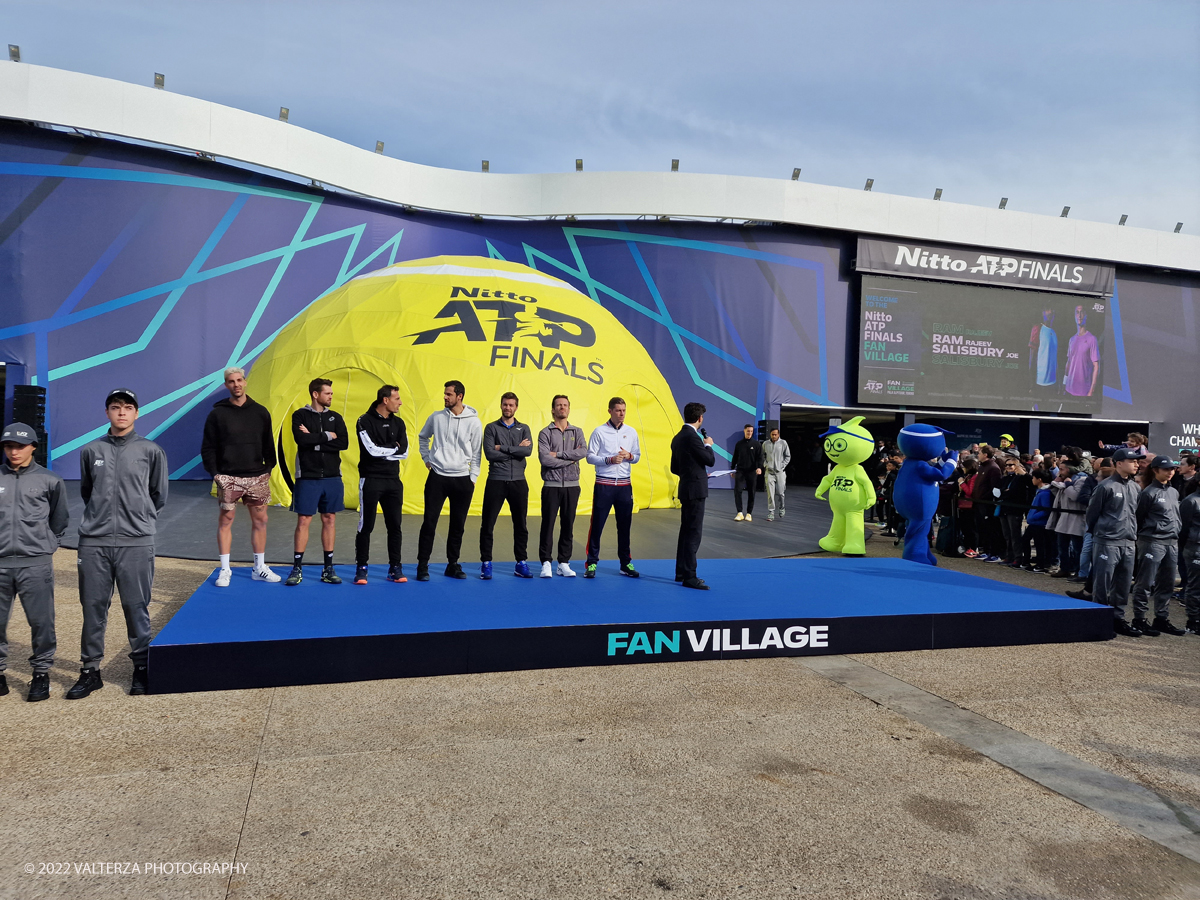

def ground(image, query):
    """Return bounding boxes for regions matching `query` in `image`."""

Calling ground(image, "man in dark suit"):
[671,402,717,589]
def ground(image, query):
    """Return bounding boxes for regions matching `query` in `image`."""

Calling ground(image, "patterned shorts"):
[214,473,271,510]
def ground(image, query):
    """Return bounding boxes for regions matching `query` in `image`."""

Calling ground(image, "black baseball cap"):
[105,388,139,409]
[1150,455,1179,469]
[1111,447,1140,462]
[1,422,38,445]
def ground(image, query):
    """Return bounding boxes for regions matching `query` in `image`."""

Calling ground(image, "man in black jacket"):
[731,424,764,522]
[285,378,349,587]
[671,403,716,589]
[479,392,534,580]
[355,385,408,584]
[201,367,279,587]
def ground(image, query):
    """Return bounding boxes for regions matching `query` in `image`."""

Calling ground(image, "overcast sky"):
[3,0,1197,233]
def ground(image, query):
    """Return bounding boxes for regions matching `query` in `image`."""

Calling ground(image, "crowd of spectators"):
[865,430,1199,638]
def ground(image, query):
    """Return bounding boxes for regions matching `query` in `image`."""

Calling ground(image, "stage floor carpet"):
[148,557,1113,693]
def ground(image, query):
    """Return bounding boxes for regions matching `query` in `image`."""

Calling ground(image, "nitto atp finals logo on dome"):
[248,256,682,516]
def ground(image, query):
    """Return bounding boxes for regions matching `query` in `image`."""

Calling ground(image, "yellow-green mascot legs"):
[814,417,877,556]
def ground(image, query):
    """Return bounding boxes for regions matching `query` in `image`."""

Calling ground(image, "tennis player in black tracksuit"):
[355,385,408,584]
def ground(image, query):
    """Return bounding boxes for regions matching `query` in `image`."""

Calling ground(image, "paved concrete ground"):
[2,529,1199,899]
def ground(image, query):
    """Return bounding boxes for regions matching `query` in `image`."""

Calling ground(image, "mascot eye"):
[824,439,833,453]
[833,438,847,452]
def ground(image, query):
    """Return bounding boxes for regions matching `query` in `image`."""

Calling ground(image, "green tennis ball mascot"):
[814,416,877,556]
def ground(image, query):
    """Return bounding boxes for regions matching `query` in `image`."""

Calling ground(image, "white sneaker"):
[779,510,785,519]
[216,568,232,587]
[557,562,576,577]
[252,567,282,583]
[540,561,553,578]
[734,512,744,521]
[745,514,753,523]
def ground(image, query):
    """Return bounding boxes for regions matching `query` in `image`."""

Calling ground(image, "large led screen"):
[857,275,1107,414]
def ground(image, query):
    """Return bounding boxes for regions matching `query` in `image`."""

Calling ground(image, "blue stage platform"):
[148,558,1113,693]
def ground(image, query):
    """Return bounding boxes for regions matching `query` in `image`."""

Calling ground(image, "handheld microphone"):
[699,427,708,439]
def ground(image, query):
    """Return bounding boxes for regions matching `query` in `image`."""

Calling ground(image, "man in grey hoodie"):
[0,422,68,702]
[416,380,483,581]
[68,389,168,699]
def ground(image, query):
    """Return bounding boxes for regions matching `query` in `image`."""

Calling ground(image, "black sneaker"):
[1112,618,1143,637]
[416,565,430,582]
[1131,617,1160,637]
[285,565,304,586]
[584,563,597,579]
[1066,589,1094,602]
[619,563,639,578]
[0,674,8,696]
[444,563,467,580]
[353,564,368,585]
[130,665,149,696]
[321,566,343,585]
[1152,616,1186,636]
[27,672,50,702]
[1187,619,1200,635]
[66,667,104,700]
[387,565,407,583]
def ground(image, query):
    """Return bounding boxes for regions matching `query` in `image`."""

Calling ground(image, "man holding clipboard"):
[671,402,717,590]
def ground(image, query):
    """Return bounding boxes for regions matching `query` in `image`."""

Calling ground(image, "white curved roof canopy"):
[1,62,1197,273]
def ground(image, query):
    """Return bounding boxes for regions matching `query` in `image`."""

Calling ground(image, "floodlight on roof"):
[375,141,384,154]
[1060,206,1070,218]
[933,188,942,200]
[671,159,679,172]
[576,159,583,172]
[1119,214,1127,226]
[482,160,489,172]
[864,178,874,191]
[791,167,801,180]
[279,107,289,122]
[153,73,164,90]
[999,197,1008,209]
[1176,222,1184,233]
[8,45,19,63]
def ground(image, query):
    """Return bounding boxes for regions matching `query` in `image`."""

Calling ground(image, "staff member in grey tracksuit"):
[0,422,68,702]
[1181,490,1200,635]
[763,428,791,522]
[1131,456,1186,636]
[1085,447,1143,637]
[479,392,534,580]
[68,389,168,699]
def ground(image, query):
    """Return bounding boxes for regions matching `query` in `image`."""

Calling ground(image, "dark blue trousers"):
[586,482,633,566]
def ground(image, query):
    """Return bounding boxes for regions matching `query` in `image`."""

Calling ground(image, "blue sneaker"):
[514,561,533,578]
[480,561,493,580]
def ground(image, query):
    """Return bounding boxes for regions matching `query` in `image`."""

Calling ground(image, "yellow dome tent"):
[248,256,683,516]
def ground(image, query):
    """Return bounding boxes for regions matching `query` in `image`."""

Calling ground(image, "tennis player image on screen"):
[1030,308,1058,389]
[1063,304,1100,397]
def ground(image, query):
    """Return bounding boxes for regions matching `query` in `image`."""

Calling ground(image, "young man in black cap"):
[1086,447,1144,636]
[201,367,280,586]
[355,384,408,584]
[286,378,348,587]
[1130,456,1186,636]
[0,422,68,702]
[68,389,169,699]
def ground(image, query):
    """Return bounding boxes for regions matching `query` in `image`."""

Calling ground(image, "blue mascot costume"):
[893,424,957,566]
